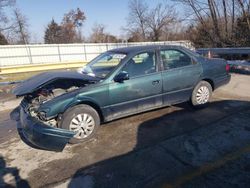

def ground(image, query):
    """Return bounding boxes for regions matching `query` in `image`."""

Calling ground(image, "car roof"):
[108,45,185,54]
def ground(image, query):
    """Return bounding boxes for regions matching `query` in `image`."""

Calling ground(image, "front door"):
[107,51,162,120]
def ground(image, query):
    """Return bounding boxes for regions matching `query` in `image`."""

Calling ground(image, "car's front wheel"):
[191,81,212,108]
[60,104,100,143]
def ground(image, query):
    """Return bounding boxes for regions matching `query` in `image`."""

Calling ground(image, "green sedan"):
[12,45,231,151]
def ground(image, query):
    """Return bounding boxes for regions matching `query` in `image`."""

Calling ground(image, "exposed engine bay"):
[22,78,92,127]
[12,71,100,129]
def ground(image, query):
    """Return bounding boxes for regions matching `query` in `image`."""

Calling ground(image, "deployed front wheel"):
[60,104,100,143]
[191,81,212,108]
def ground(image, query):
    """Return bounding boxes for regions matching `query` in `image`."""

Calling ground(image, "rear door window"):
[160,50,192,70]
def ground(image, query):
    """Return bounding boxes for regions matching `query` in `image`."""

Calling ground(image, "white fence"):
[0,41,193,67]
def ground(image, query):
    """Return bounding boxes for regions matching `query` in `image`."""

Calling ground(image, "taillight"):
[226,64,230,72]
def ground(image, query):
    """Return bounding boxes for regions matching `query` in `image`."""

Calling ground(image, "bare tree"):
[146,3,177,41]
[127,29,144,42]
[126,0,178,41]
[0,31,8,44]
[234,0,250,46]
[172,0,220,46]
[222,0,228,35]
[172,0,250,47]
[89,24,105,43]
[172,0,239,46]
[236,0,250,30]
[0,0,15,44]
[126,0,148,41]
[89,23,119,43]
[208,0,223,45]
[0,0,15,31]
[12,8,30,44]
[232,0,235,35]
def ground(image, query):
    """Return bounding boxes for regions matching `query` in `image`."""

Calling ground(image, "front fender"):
[42,95,102,120]
[64,96,102,115]
[39,83,108,119]
[39,90,78,118]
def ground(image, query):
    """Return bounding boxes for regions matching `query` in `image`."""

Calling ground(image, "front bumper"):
[16,106,75,152]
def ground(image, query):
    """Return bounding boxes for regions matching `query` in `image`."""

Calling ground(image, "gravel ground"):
[0,74,249,188]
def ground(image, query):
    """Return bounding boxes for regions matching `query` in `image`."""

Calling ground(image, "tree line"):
[0,0,250,48]
[176,0,250,47]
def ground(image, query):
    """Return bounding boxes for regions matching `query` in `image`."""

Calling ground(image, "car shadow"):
[66,99,250,188]
[0,155,30,188]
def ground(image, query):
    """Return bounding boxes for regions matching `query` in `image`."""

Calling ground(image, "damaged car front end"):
[13,71,100,151]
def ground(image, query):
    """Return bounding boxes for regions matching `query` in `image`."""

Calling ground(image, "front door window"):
[122,52,156,78]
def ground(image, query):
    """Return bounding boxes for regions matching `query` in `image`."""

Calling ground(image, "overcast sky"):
[14,0,173,43]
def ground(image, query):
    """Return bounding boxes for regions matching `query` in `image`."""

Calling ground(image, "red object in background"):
[226,64,230,72]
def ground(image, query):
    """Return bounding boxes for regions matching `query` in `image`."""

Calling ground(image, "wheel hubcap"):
[69,113,95,139]
[196,86,210,104]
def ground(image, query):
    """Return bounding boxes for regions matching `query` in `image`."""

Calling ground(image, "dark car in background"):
[12,45,231,151]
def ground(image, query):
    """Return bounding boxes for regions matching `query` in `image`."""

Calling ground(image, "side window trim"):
[123,71,161,80]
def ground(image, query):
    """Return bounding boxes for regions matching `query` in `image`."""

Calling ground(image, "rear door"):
[160,48,202,105]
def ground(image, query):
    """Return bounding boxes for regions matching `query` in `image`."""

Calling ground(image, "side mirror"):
[114,71,129,83]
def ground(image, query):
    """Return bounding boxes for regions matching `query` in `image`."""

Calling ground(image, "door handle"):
[152,80,160,85]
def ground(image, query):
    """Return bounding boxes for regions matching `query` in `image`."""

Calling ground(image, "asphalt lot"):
[0,74,250,188]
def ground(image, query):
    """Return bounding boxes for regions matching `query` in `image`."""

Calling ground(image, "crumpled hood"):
[12,71,99,96]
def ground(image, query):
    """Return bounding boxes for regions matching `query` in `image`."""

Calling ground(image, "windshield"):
[79,52,126,79]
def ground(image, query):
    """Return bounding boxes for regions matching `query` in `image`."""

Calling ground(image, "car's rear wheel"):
[60,104,100,144]
[191,81,212,108]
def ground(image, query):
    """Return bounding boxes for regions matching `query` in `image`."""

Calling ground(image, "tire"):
[191,81,212,108]
[60,104,100,144]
